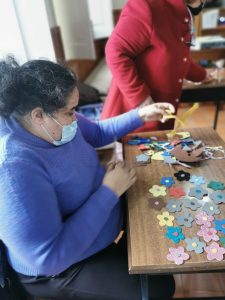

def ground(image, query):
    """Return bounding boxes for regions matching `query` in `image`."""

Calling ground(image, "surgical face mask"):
[42,115,78,146]
[187,1,205,16]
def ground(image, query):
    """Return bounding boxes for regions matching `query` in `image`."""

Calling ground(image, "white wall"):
[52,0,96,59]
[112,0,126,9]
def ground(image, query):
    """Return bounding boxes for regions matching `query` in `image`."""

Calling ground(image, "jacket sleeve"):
[185,58,207,82]
[106,10,152,107]
[0,160,119,276]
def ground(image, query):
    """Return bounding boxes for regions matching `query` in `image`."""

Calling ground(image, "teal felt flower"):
[207,181,225,191]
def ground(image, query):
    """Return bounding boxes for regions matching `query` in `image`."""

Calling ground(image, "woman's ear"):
[30,107,45,125]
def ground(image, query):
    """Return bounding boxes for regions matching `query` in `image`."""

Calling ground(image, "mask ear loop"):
[47,113,63,128]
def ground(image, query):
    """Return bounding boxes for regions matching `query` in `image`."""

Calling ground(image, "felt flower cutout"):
[144,150,155,156]
[197,227,219,243]
[166,199,182,213]
[169,187,186,198]
[176,212,194,228]
[207,181,225,191]
[157,212,174,227]
[166,246,190,265]
[219,236,225,247]
[138,144,151,151]
[174,170,190,181]
[195,211,214,227]
[136,154,150,163]
[160,176,175,188]
[182,198,201,211]
[165,226,185,244]
[188,187,208,200]
[210,191,225,204]
[163,156,176,164]
[162,151,171,157]
[205,242,225,261]
[185,237,206,254]
[149,185,167,197]
[202,202,220,216]
[148,198,166,211]
[214,219,225,234]
[151,151,164,161]
[176,132,191,139]
[189,175,205,186]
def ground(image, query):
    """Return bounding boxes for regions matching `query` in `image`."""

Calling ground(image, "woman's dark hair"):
[0,57,77,118]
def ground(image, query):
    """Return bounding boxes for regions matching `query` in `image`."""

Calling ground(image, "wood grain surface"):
[123,128,225,274]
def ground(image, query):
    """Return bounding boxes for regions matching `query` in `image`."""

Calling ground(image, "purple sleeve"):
[76,109,143,147]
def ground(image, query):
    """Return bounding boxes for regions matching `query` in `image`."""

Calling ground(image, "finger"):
[156,103,175,114]
[106,161,117,171]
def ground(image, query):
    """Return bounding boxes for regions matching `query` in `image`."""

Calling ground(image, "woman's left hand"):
[138,102,175,123]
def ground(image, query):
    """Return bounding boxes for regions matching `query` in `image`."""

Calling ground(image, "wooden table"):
[123,128,225,300]
[181,69,225,130]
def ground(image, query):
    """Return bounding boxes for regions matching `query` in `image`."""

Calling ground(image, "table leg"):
[140,274,149,300]
[214,100,220,130]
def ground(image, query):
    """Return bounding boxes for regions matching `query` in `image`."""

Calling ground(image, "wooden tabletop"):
[123,128,225,275]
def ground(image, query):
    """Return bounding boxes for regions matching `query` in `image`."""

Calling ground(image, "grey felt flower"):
[202,202,220,216]
[209,191,225,204]
[166,199,182,213]
[176,212,194,228]
[182,198,201,211]
[188,187,208,200]
[185,237,206,254]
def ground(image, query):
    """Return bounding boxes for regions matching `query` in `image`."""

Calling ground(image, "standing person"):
[101,0,211,132]
[0,57,175,300]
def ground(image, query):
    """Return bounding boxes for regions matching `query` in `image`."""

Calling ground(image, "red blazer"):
[101,0,206,132]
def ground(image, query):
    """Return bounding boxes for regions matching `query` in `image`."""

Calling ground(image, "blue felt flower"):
[185,237,206,254]
[136,154,150,163]
[189,175,205,186]
[210,191,225,204]
[160,176,175,188]
[188,187,208,200]
[176,212,194,228]
[166,199,182,213]
[215,219,225,234]
[165,226,185,244]
[182,198,201,211]
[202,202,220,216]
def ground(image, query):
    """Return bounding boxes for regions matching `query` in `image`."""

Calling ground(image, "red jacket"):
[101,0,206,132]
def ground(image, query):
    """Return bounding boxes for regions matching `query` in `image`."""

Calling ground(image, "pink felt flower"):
[205,242,225,261]
[169,187,186,198]
[195,211,214,228]
[197,226,219,243]
[166,246,190,265]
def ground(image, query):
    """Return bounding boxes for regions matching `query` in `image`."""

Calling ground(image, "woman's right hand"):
[103,161,136,197]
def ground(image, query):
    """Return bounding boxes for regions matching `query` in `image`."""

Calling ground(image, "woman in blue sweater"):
[0,57,175,300]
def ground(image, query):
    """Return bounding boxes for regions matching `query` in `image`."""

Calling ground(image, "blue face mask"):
[42,115,78,146]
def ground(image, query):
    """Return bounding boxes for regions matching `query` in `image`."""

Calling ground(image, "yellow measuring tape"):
[165,103,199,138]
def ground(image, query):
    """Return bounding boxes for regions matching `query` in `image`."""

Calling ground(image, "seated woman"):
[0,58,175,300]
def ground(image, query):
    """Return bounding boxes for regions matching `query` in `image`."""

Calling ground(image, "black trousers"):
[16,237,175,300]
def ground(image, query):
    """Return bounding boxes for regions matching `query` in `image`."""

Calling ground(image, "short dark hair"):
[0,57,77,118]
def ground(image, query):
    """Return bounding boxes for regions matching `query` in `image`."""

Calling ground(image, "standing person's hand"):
[103,161,136,197]
[138,102,175,123]
[201,68,216,84]
[137,96,154,108]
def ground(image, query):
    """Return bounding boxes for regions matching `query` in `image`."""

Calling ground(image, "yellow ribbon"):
[165,103,199,138]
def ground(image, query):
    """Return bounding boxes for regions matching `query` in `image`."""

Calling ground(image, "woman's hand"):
[103,161,136,197]
[201,68,216,84]
[138,102,175,123]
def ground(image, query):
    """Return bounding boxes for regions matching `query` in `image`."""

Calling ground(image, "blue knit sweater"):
[0,110,143,276]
